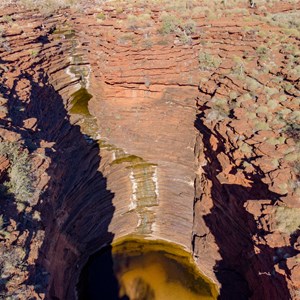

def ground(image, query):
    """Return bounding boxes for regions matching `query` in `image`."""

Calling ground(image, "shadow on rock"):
[0,69,121,299]
[194,111,293,300]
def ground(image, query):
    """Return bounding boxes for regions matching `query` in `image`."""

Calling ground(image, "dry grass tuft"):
[0,141,34,203]
[274,206,300,234]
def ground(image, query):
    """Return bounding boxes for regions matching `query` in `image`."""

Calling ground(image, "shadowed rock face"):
[0,2,299,299]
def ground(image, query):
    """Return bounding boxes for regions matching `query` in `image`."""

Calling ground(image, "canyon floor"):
[0,0,299,299]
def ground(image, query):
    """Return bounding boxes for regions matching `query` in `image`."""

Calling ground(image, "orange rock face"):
[0,1,299,299]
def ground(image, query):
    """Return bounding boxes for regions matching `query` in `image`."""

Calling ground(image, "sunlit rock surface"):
[0,1,299,299]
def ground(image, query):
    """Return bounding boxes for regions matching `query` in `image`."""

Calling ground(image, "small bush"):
[158,13,196,45]
[19,0,82,14]
[256,45,268,56]
[206,97,230,121]
[274,206,300,234]
[0,141,34,203]
[0,0,15,8]
[284,123,300,141]
[179,31,191,44]
[267,99,278,110]
[143,38,153,49]
[0,244,26,295]
[240,142,252,154]
[256,106,268,114]
[0,215,4,230]
[254,120,271,131]
[117,32,136,45]
[198,51,222,70]
[127,13,152,30]
[232,56,245,77]
[182,19,196,35]
[1,15,13,23]
[206,109,227,122]
[96,12,106,20]
[159,14,180,34]
[245,77,261,91]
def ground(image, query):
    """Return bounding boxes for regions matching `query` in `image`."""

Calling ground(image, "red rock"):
[23,118,37,130]
[0,3,299,299]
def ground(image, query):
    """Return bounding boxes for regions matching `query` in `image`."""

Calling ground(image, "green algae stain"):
[96,141,159,235]
[70,88,93,116]
[110,153,157,170]
[53,28,75,39]
[127,162,158,170]
[111,155,144,166]
[97,139,123,152]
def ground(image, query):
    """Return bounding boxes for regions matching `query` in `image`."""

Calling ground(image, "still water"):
[78,238,218,300]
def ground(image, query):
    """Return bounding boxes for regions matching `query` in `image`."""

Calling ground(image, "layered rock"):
[0,1,299,299]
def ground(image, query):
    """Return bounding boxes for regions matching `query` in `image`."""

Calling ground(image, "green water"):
[78,238,218,300]
[70,88,93,115]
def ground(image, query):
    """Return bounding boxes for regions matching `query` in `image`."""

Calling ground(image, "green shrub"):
[256,106,268,114]
[179,31,191,44]
[19,0,81,14]
[254,120,271,131]
[143,38,153,49]
[229,91,238,100]
[118,32,136,45]
[245,77,261,91]
[198,51,222,70]
[1,15,13,23]
[159,13,196,45]
[0,244,26,295]
[0,141,34,203]
[0,215,4,230]
[232,56,245,76]
[96,12,106,20]
[267,99,278,109]
[256,44,268,57]
[182,19,196,35]
[127,13,152,29]
[206,109,227,121]
[274,206,300,234]
[0,0,15,8]
[159,14,180,34]
[240,142,252,154]
[284,123,300,141]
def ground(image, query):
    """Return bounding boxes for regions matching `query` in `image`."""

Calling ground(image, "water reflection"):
[78,238,218,300]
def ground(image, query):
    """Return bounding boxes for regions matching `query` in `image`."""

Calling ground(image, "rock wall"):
[0,1,299,299]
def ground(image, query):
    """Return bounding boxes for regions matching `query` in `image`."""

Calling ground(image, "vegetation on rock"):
[0,141,34,204]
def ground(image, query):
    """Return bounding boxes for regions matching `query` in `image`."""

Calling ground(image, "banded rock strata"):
[0,1,299,299]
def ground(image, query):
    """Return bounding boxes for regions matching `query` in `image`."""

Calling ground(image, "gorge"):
[0,0,299,299]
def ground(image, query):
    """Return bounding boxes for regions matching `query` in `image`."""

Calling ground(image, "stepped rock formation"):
[0,1,299,299]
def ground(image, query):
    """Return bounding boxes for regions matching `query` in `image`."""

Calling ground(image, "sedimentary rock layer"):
[0,1,299,299]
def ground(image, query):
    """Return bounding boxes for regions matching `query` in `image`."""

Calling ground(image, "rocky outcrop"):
[0,1,299,299]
